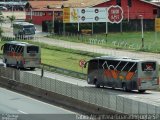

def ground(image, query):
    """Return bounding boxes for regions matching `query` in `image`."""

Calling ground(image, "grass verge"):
[47,32,160,53]
[0,40,102,74]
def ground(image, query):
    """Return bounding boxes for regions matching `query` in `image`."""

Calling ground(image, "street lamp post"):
[30,8,32,20]
[139,15,144,49]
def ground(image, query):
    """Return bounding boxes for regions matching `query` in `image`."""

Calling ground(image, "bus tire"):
[138,90,146,93]
[95,80,100,88]
[4,59,9,67]
[122,83,128,92]
[30,67,35,70]
[16,62,20,69]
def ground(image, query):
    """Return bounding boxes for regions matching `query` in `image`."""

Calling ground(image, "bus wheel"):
[95,80,100,88]
[4,59,9,67]
[122,83,128,92]
[30,67,35,70]
[16,62,20,69]
[138,90,146,93]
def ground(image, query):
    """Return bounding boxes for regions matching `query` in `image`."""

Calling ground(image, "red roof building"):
[95,0,160,20]
[25,0,160,32]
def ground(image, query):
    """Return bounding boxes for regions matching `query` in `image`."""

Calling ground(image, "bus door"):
[87,59,99,84]
[138,61,159,90]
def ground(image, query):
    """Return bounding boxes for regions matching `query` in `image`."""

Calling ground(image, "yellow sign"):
[155,18,160,32]
[63,8,70,23]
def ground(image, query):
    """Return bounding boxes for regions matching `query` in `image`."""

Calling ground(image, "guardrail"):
[1,67,160,118]
[41,63,86,80]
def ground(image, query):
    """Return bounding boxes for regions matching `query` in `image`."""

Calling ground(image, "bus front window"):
[27,46,39,53]
[23,26,35,35]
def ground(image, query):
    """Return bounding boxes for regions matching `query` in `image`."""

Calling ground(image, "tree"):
[0,11,4,38]
[7,15,16,27]
[0,27,3,38]
[0,11,5,26]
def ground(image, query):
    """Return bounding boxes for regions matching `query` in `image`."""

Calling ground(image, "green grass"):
[41,48,90,73]
[31,41,101,73]
[47,31,160,53]
[0,40,101,73]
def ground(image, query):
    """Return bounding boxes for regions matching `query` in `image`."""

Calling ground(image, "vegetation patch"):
[47,31,160,53]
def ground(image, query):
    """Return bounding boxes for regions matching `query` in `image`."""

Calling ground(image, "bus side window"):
[16,45,20,53]
[122,62,137,72]
[19,46,24,54]
[116,61,127,71]
[98,60,106,69]
[11,45,16,52]
[9,45,13,52]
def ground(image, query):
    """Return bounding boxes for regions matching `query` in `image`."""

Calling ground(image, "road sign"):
[155,18,160,32]
[79,59,86,68]
[108,5,123,23]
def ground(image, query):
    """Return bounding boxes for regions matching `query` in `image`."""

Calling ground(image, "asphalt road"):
[0,87,76,120]
[27,69,160,106]
[2,23,160,65]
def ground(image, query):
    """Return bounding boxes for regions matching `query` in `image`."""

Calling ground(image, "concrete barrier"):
[0,76,118,115]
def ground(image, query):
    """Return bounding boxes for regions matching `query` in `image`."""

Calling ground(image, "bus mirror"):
[84,62,87,68]
[1,45,4,50]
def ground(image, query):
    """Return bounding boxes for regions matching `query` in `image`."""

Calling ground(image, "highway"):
[27,68,160,106]
[0,87,76,120]
[1,17,160,115]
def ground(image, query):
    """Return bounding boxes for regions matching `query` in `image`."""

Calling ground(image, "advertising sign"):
[63,6,123,24]
[155,18,160,32]
[63,8,107,23]
[63,8,70,23]
[107,5,123,23]
[77,8,107,23]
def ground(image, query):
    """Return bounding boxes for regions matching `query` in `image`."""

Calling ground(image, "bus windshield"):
[23,26,35,34]
[27,46,39,53]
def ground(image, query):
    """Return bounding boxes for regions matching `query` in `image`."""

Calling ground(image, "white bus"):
[85,56,159,93]
[1,41,41,70]
[13,22,36,39]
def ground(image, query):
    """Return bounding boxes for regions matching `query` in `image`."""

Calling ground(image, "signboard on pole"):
[79,59,86,68]
[77,8,107,23]
[63,8,107,23]
[63,8,70,23]
[155,18,160,32]
[107,5,123,23]
[63,6,123,24]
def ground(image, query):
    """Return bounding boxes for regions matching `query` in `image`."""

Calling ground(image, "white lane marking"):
[17,110,28,114]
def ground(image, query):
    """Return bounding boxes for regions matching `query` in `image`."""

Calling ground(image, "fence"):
[2,33,160,65]
[0,67,160,118]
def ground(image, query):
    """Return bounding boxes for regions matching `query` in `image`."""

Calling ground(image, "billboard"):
[155,18,160,32]
[63,8,70,23]
[63,8,107,23]
[63,7,123,24]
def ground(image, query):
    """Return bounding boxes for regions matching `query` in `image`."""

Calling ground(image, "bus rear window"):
[27,46,39,53]
[142,62,156,71]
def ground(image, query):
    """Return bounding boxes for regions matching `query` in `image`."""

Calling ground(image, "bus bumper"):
[138,85,159,90]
